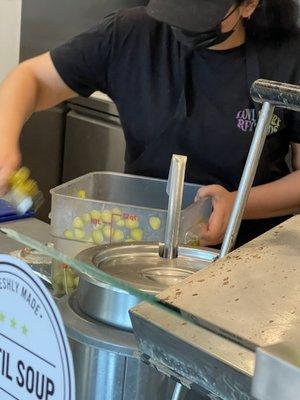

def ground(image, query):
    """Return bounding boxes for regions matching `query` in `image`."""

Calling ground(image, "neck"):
[209,22,246,51]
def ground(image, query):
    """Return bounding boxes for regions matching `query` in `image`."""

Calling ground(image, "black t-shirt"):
[50,6,300,246]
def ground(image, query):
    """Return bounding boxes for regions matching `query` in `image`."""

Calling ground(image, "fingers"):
[195,185,223,202]
[194,185,235,246]
[199,201,226,246]
[0,152,21,196]
[0,167,13,195]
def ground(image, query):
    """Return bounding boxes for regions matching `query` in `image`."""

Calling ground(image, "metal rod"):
[251,79,300,112]
[220,102,275,258]
[161,155,187,259]
[171,383,186,400]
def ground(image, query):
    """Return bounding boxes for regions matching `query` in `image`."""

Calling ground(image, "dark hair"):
[238,0,299,42]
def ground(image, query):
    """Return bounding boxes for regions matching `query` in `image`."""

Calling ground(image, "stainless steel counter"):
[0,218,51,253]
[131,215,300,399]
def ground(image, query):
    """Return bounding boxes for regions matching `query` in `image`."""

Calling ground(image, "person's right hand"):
[0,140,21,196]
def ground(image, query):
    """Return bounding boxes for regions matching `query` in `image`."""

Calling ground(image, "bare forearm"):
[0,53,76,145]
[244,171,300,219]
[0,63,40,145]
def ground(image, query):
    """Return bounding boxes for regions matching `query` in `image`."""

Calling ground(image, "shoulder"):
[255,31,300,82]
[112,7,166,36]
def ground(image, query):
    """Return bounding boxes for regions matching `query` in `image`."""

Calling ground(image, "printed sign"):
[0,255,75,400]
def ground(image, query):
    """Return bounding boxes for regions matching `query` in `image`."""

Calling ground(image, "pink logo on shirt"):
[236,108,281,134]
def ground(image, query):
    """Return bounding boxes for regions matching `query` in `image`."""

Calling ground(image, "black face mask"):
[171,5,241,50]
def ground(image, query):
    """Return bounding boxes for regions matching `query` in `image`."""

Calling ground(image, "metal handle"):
[251,79,300,112]
[220,102,275,257]
[161,155,187,259]
[220,78,300,257]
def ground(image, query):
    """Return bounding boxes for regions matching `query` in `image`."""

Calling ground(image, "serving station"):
[1,79,300,400]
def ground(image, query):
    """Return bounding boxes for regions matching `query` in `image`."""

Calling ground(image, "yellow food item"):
[131,228,143,241]
[77,190,86,199]
[90,210,102,220]
[73,277,79,287]
[73,216,84,229]
[103,225,113,239]
[64,229,74,240]
[185,232,200,247]
[116,219,125,227]
[125,218,139,229]
[82,213,91,224]
[149,216,161,231]
[112,229,125,242]
[112,207,122,222]
[92,230,104,244]
[74,228,85,240]
[52,265,78,295]
[65,273,75,289]
[9,167,30,186]
[102,210,112,223]
[22,179,38,196]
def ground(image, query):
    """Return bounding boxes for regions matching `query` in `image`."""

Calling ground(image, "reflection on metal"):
[75,243,217,330]
[252,342,300,400]
[58,295,178,400]
[131,302,255,399]
[162,155,187,259]
[171,383,187,400]
[131,214,300,399]
[251,79,300,112]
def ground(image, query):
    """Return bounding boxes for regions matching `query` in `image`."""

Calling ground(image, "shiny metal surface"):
[162,155,187,259]
[220,102,275,257]
[172,383,187,400]
[76,242,218,330]
[59,294,205,400]
[252,341,300,400]
[0,218,52,253]
[58,295,178,400]
[131,216,300,399]
[156,216,300,350]
[130,302,255,399]
[251,79,300,112]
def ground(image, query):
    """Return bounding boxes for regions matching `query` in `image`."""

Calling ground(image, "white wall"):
[0,0,22,82]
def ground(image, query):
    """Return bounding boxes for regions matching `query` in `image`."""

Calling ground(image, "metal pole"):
[171,383,186,400]
[161,155,187,259]
[220,102,275,258]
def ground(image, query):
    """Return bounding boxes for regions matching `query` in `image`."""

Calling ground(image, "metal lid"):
[76,242,217,293]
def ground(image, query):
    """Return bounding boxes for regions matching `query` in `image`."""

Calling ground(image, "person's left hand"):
[195,185,236,246]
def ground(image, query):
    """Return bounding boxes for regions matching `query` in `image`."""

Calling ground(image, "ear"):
[239,0,260,19]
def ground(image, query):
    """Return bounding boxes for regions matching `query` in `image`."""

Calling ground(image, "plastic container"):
[50,172,204,246]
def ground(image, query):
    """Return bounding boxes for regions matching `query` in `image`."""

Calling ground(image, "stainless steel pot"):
[58,293,207,400]
[58,294,177,400]
[75,242,218,330]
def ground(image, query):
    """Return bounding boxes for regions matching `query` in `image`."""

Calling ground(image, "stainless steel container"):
[75,242,218,330]
[58,294,181,400]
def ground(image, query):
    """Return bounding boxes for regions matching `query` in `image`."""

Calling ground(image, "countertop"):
[0,218,51,254]
[0,218,92,258]
[157,215,300,350]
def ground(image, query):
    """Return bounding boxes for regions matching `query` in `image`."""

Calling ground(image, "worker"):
[0,0,299,247]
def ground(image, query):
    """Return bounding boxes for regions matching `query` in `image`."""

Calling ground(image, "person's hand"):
[0,138,21,195]
[195,185,236,246]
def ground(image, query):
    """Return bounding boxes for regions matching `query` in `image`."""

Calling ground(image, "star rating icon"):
[10,318,17,329]
[0,313,29,336]
[21,325,28,336]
